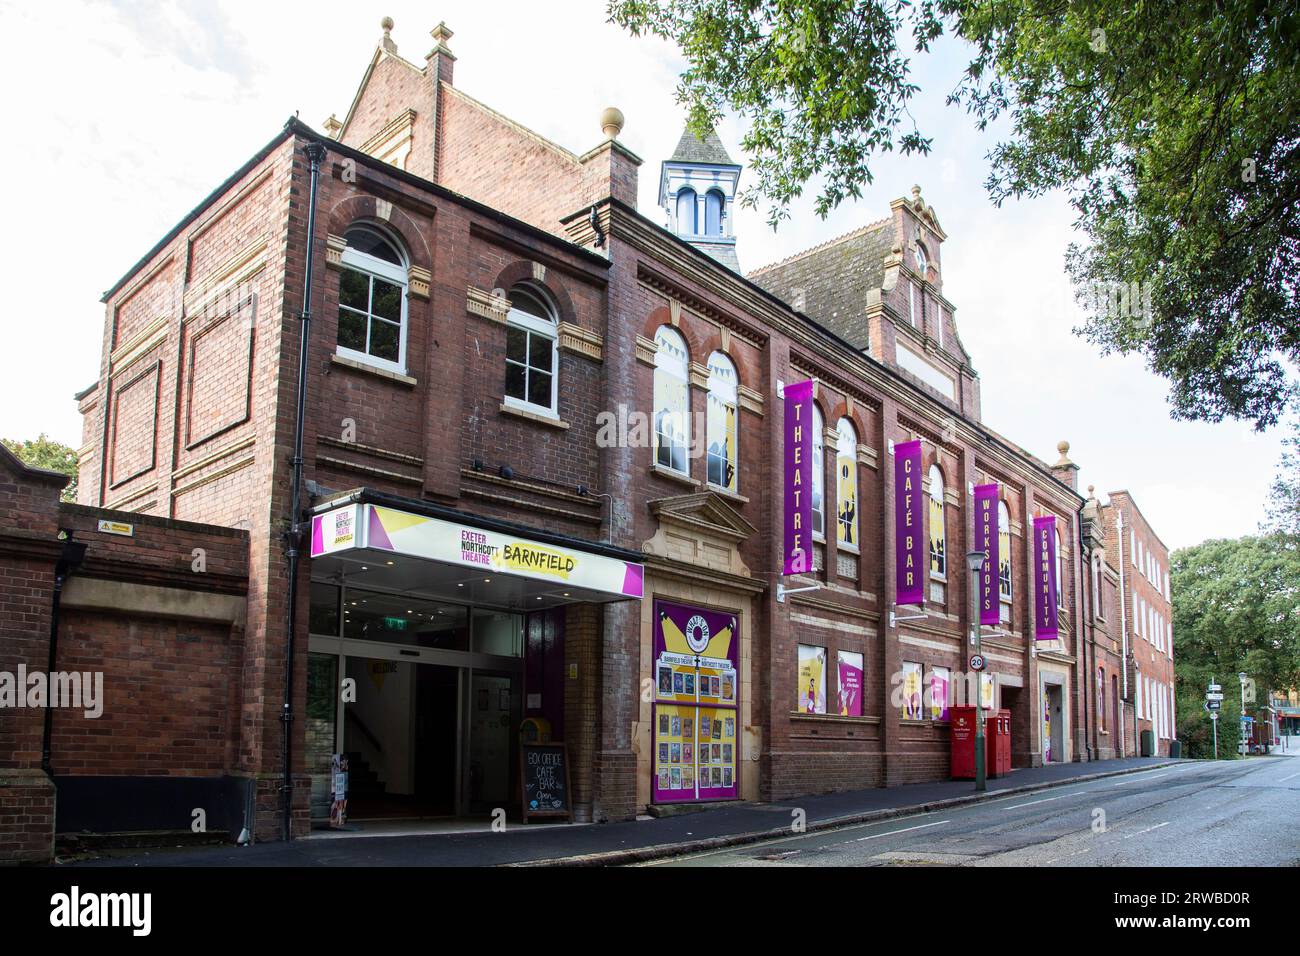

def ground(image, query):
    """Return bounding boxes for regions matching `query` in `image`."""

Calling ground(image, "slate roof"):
[668,126,737,166]
[747,219,893,349]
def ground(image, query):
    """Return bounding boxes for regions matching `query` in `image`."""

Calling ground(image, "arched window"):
[928,465,946,580]
[1097,666,1106,731]
[812,405,825,539]
[676,187,697,235]
[704,189,724,236]
[504,284,558,415]
[337,225,408,373]
[705,351,738,491]
[997,501,1012,623]
[915,241,929,277]
[653,326,690,474]
[835,418,858,550]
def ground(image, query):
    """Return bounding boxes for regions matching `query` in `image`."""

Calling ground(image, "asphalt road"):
[641,755,1300,867]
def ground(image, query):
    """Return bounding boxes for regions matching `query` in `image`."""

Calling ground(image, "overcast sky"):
[1,0,1288,550]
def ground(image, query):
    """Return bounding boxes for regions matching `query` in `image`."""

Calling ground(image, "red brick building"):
[0,19,1174,860]
[1098,492,1176,756]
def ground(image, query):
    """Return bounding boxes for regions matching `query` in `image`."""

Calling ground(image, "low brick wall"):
[0,770,56,864]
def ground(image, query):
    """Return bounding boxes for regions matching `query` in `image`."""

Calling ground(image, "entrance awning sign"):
[310,503,643,599]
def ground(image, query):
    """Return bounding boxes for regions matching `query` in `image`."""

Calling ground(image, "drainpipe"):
[1117,511,1129,757]
[282,138,328,841]
[41,533,87,774]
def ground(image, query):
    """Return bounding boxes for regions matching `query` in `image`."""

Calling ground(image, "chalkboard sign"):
[520,742,571,822]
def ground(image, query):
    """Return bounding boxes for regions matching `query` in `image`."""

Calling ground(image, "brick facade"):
[5,18,1172,859]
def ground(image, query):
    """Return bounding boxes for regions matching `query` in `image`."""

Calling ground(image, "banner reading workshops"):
[783,379,814,574]
[894,439,924,605]
[1032,515,1060,640]
[974,484,1001,626]
[653,601,740,803]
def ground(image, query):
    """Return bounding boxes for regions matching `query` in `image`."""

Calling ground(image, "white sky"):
[0,0,1287,550]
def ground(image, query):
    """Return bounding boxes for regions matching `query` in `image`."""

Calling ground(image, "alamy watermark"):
[0,666,103,718]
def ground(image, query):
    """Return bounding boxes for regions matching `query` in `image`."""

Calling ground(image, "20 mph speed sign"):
[970,655,986,671]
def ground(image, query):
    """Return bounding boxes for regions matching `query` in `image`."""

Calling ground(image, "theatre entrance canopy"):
[308,490,644,611]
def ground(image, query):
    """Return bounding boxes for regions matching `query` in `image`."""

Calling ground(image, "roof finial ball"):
[380,16,396,53]
[601,106,625,141]
[382,15,394,32]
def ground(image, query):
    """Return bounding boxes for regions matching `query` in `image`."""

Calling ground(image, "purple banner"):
[974,484,1000,626]
[894,439,924,605]
[1033,515,1060,639]
[783,379,814,575]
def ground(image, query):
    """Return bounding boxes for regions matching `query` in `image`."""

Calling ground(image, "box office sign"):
[653,601,739,804]
[309,504,644,599]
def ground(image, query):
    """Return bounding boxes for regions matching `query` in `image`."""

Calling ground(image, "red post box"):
[950,706,978,779]
[986,708,1012,777]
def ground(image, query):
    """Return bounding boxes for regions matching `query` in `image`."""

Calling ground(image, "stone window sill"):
[499,402,570,430]
[330,353,417,387]
[650,463,699,488]
[706,483,749,504]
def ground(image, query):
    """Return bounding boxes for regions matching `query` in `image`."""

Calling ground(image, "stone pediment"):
[644,492,755,578]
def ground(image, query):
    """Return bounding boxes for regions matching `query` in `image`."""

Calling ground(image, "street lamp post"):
[967,550,987,792]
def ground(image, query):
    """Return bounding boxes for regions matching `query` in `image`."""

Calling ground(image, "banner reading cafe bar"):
[894,439,924,605]
[1032,515,1059,640]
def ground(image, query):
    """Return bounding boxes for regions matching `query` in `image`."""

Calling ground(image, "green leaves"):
[3,434,78,502]
[1172,535,1300,718]
[610,0,1300,428]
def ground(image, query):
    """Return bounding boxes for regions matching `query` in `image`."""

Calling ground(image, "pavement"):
[644,753,1300,867]
[64,755,1186,867]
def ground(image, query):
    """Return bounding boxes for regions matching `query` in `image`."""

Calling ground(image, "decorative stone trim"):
[688,361,710,390]
[408,265,431,300]
[110,317,168,373]
[635,334,658,367]
[737,384,764,416]
[499,402,570,430]
[183,235,269,316]
[317,455,422,486]
[171,435,257,483]
[557,321,603,361]
[317,435,424,467]
[669,299,681,326]
[329,352,417,386]
[170,455,255,499]
[706,484,750,505]
[857,442,879,471]
[325,234,348,270]
[359,108,416,171]
[106,483,158,513]
[467,285,510,322]
[532,261,546,282]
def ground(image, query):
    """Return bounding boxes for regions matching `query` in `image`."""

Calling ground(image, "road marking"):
[1045,847,1092,864]
[1004,795,1067,810]
[1279,771,1300,783]
[1122,821,1170,840]
[853,820,948,842]
[1113,770,1172,786]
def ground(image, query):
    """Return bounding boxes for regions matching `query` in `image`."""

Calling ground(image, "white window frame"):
[653,326,691,475]
[705,351,739,493]
[503,287,560,418]
[337,233,409,375]
[835,417,859,554]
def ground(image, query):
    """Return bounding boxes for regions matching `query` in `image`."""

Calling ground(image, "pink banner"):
[894,439,924,605]
[783,380,815,575]
[974,484,1000,626]
[1033,515,1059,639]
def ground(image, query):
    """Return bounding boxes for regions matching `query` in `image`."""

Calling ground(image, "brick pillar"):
[880,405,904,785]
[564,603,600,822]
[594,599,639,821]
